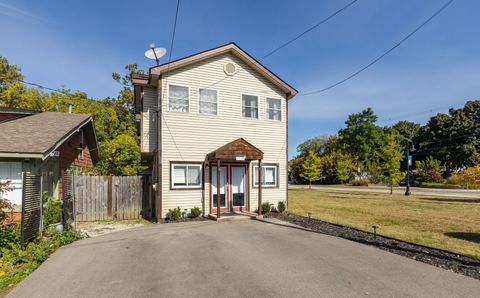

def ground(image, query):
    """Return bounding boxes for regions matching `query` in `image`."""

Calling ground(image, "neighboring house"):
[132,42,297,219]
[0,112,99,205]
[0,106,38,123]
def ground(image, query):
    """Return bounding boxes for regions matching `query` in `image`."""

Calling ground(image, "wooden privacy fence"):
[74,176,143,222]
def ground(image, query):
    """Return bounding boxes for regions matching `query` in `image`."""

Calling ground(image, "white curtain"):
[169,85,189,112]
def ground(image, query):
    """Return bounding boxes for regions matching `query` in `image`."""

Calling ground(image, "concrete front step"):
[208,212,263,222]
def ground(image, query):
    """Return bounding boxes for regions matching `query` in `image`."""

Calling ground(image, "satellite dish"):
[144,44,166,65]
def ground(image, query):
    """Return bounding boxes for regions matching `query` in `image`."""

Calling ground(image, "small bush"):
[277,201,286,213]
[166,207,182,221]
[351,179,369,187]
[190,207,201,218]
[43,193,63,227]
[261,202,271,214]
[0,223,20,253]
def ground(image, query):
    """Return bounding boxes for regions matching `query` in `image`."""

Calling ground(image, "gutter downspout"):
[156,75,163,221]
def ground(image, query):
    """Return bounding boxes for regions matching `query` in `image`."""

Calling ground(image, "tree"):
[0,56,23,94]
[415,156,444,183]
[0,180,13,225]
[336,152,355,183]
[0,55,147,176]
[379,132,404,194]
[300,150,322,189]
[415,100,480,173]
[339,108,385,167]
[392,121,420,147]
[296,136,330,157]
[95,134,144,176]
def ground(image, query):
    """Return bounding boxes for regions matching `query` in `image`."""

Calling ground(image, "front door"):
[211,164,247,214]
[211,166,228,213]
[230,166,246,212]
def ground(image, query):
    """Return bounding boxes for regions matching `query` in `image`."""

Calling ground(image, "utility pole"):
[405,143,415,196]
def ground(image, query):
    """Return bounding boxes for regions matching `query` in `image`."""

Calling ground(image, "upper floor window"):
[266,98,281,121]
[168,85,189,112]
[199,88,218,115]
[242,95,258,119]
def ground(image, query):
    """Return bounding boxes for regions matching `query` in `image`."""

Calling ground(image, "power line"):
[184,0,360,98]
[301,0,455,96]
[160,0,185,162]
[259,0,360,60]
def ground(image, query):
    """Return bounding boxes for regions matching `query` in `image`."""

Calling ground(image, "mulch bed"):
[268,212,480,280]
[158,217,208,224]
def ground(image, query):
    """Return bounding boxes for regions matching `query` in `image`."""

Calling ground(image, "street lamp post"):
[405,143,415,196]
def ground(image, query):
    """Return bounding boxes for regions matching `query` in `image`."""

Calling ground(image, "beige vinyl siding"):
[159,53,287,217]
[141,87,158,152]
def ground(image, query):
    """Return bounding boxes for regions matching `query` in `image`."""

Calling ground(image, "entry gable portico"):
[207,138,264,219]
[207,138,263,161]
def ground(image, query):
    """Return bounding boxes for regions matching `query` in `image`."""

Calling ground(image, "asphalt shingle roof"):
[0,112,91,155]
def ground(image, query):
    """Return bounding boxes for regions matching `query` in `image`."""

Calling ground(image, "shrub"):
[277,201,286,213]
[351,179,369,186]
[261,202,271,214]
[415,156,444,183]
[43,193,63,227]
[0,222,20,252]
[0,228,85,291]
[455,166,480,189]
[166,207,182,221]
[190,207,201,218]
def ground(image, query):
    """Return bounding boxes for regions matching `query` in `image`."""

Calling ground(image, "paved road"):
[290,184,480,198]
[9,219,480,298]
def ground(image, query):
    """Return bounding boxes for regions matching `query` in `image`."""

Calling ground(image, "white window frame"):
[265,97,282,121]
[253,164,278,188]
[167,84,190,113]
[241,94,259,119]
[171,163,203,189]
[198,88,219,115]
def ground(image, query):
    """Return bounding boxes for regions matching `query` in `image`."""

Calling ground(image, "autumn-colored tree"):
[300,150,322,189]
[379,132,404,194]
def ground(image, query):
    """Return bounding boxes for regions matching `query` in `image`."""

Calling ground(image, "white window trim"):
[253,164,278,188]
[241,94,259,120]
[265,97,282,121]
[167,84,190,113]
[171,163,203,189]
[198,88,219,116]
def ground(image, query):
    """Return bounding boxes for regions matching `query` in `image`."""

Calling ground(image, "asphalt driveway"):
[9,219,480,298]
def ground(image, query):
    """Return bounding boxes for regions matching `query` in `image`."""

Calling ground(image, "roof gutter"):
[0,152,44,159]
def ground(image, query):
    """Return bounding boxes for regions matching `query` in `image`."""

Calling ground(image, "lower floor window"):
[253,164,278,187]
[171,163,202,189]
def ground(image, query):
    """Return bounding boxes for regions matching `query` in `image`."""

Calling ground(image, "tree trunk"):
[390,183,393,195]
[309,181,312,190]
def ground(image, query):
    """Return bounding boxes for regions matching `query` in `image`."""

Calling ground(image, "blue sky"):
[1,0,479,159]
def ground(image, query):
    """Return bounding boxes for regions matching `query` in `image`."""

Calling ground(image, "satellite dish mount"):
[145,44,167,66]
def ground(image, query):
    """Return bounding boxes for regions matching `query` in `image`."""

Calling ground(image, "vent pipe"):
[68,103,73,113]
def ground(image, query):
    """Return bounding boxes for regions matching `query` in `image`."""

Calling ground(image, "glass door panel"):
[212,166,227,208]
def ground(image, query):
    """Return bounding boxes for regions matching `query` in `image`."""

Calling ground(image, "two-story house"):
[132,43,297,219]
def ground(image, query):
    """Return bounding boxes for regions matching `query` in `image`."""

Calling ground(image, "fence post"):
[72,174,76,230]
[20,172,25,246]
[39,175,43,236]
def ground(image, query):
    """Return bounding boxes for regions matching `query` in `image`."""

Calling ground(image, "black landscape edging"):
[268,212,480,280]
[159,217,208,224]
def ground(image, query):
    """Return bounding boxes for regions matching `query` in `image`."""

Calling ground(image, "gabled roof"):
[148,42,298,99]
[207,138,264,161]
[0,112,99,162]
[0,107,38,115]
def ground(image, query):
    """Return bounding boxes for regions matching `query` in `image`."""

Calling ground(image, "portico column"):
[258,159,262,215]
[217,159,221,219]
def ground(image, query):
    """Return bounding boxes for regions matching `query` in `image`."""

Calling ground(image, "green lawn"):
[288,188,480,259]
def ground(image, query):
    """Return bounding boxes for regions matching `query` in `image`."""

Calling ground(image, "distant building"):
[0,112,99,205]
